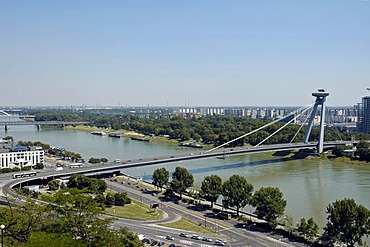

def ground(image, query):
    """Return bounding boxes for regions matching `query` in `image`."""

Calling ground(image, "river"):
[2,125,370,230]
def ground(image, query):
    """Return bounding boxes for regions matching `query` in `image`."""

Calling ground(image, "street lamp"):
[1,224,5,247]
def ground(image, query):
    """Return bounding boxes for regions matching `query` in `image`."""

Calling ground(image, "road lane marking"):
[180,239,194,245]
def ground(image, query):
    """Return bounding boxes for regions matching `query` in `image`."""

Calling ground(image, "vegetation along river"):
[3,125,370,230]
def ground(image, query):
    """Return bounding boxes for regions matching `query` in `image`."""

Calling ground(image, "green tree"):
[88,157,101,164]
[22,232,80,247]
[67,174,106,193]
[100,157,108,162]
[200,175,222,208]
[114,192,131,206]
[34,163,44,169]
[3,136,14,141]
[297,218,309,237]
[306,218,319,240]
[355,141,370,161]
[332,145,346,157]
[324,198,370,247]
[170,167,194,199]
[152,167,169,191]
[97,179,107,193]
[297,217,318,240]
[105,193,115,207]
[48,179,60,191]
[221,175,253,216]
[0,198,46,244]
[95,193,106,205]
[67,174,90,190]
[251,187,287,229]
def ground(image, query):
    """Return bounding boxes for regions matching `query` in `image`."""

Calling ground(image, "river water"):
[2,125,370,230]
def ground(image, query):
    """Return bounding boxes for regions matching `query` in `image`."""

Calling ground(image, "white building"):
[0,141,44,169]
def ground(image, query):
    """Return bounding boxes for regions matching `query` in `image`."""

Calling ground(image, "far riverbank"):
[64,125,179,145]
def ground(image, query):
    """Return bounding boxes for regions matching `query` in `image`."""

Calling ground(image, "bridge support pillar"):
[303,90,329,153]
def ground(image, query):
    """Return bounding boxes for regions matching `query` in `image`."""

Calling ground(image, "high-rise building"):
[357,96,370,133]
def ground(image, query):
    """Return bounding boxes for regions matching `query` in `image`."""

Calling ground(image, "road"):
[105,179,308,247]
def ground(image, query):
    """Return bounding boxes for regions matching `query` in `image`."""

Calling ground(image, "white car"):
[191,234,201,240]
[215,240,226,246]
[217,239,227,243]
[165,235,174,241]
[202,237,212,242]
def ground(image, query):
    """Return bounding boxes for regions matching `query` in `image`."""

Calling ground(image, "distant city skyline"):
[1,1,369,107]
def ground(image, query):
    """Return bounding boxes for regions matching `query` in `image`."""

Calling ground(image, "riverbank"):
[65,125,179,144]
[306,153,370,166]
[64,125,212,146]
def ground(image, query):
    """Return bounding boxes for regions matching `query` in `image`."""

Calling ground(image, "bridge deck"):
[22,141,348,179]
[0,121,89,126]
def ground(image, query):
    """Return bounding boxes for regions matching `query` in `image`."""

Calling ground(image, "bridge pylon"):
[303,89,329,153]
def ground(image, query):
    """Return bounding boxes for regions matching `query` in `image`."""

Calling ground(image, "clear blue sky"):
[1,0,369,107]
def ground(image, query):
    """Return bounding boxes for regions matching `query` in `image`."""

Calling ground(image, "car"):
[169,244,176,247]
[152,192,157,196]
[150,240,158,246]
[165,235,174,241]
[215,240,226,246]
[202,237,212,242]
[217,239,227,243]
[141,238,150,244]
[157,241,165,246]
[191,234,201,240]
[179,233,189,238]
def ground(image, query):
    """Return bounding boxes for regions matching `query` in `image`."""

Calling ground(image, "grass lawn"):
[105,200,164,221]
[160,217,216,234]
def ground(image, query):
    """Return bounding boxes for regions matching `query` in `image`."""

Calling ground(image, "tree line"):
[154,166,287,228]
[332,140,370,162]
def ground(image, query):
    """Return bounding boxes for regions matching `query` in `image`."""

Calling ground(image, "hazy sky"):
[1,1,369,107]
